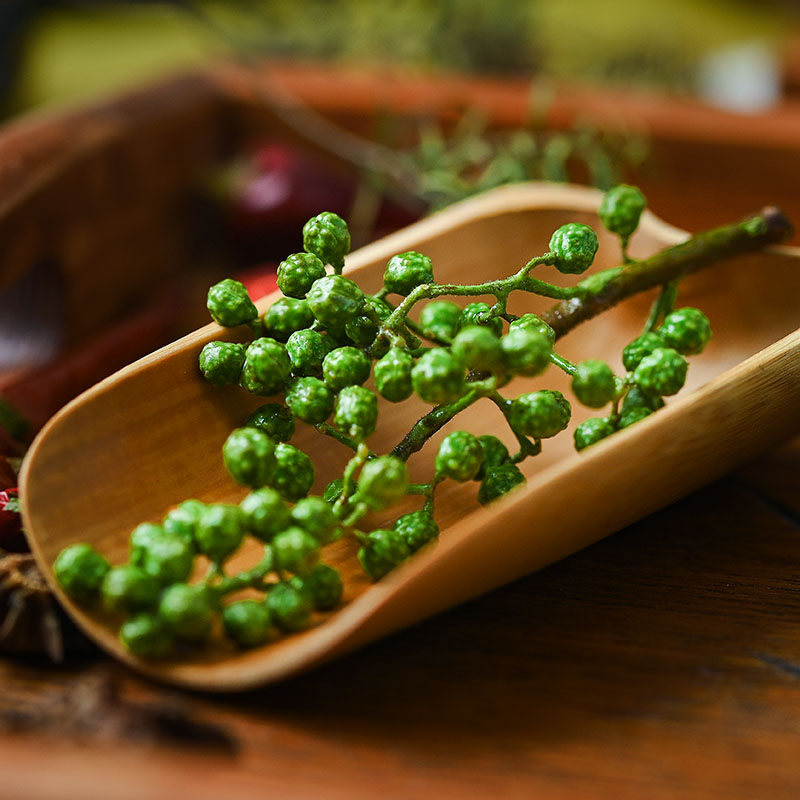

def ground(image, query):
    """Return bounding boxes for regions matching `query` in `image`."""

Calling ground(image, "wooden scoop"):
[19,184,800,691]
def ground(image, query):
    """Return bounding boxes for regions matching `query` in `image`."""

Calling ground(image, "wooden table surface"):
[1,436,798,799]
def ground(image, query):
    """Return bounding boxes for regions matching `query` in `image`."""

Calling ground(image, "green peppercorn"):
[223,427,276,488]
[290,563,343,610]
[618,405,653,429]
[383,251,434,296]
[306,275,365,329]
[136,530,194,587]
[374,347,414,402]
[510,389,571,438]
[571,360,617,408]
[357,528,410,581]
[501,327,551,376]
[277,252,327,299]
[322,477,344,504]
[477,463,526,505]
[435,431,484,482]
[222,600,275,648]
[334,385,378,441]
[240,488,290,542]
[285,376,335,425]
[458,302,503,337]
[633,347,688,396]
[101,565,160,615]
[573,417,616,451]
[393,511,439,552]
[245,403,295,442]
[549,223,599,274]
[411,348,464,405]
[621,385,664,414]
[266,582,313,632]
[344,296,392,347]
[658,307,712,355]
[303,212,350,271]
[240,338,292,396]
[194,504,245,564]
[198,341,246,387]
[119,612,173,658]
[419,300,461,342]
[272,526,320,576]
[508,313,555,344]
[272,443,315,502]
[53,543,110,603]
[206,278,258,327]
[357,456,408,510]
[163,500,205,549]
[290,496,338,543]
[475,434,510,480]
[129,522,164,565]
[598,184,646,239]
[622,331,665,372]
[263,298,315,343]
[286,329,329,376]
[322,346,371,392]
[158,583,214,643]
[451,326,503,373]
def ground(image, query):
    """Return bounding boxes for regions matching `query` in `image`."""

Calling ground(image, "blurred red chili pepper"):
[0,486,25,553]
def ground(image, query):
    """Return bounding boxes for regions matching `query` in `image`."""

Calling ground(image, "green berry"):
[357,529,410,581]
[206,278,258,327]
[290,563,343,610]
[621,385,664,414]
[222,600,275,648]
[510,389,571,438]
[286,329,329,376]
[549,223,599,274]
[633,347,688,396]
[163,500,205,549]
[334,385,378,441]
[101,565,159,614]
[658,307,712,355]
[374,347,414,402]
[571,360,617,408]
[245,403,295,442]
[198,341,246,387]
[240,488,290,542]
[273,526,320,576]
[478,463,526,505]
[285,377,335,424]
[344,296,392,348]
[119,613,172,658]
[290,497,338,543]
[130,524,194,586]
[618,405,653,429]
[240,338,292,396]
[451,326,503,373]
[574,417,616,451]
[306,275,365,329]
[501,328,551,376]
[53,543,110,603]
[277,252,326,299]
[393,511,439,552]
[476,434,510,480]
[419,300,461,342]
[508,313,555,344]
[263,298,315,342]
[273,443,315,502]
[411,348,464,405]
[129,522,165,564]
[194,504,245,563]
[223,427,276,488]
[266,582,313,632]
[357,456,408,510]
[383,251,434,296]
[158,583,213,643]
[303,212,350,271]
[598,184,646,238]
[435,431,484,482]
[622,331,665,372]
[322,346,371,392]
[458,302,503,337]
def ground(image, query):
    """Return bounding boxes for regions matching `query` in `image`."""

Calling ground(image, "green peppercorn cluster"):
[54,187,717,660]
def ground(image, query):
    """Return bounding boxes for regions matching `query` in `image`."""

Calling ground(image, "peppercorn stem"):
[488,391,541,462]
[549,352,578,376]
[644,279,678,332]
[315,422,366,454]
[208,546,274,597]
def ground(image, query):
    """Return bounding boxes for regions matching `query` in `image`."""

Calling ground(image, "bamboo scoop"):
[19,184,800,691]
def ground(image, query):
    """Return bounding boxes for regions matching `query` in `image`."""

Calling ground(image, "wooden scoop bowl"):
[19,183,800,691]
